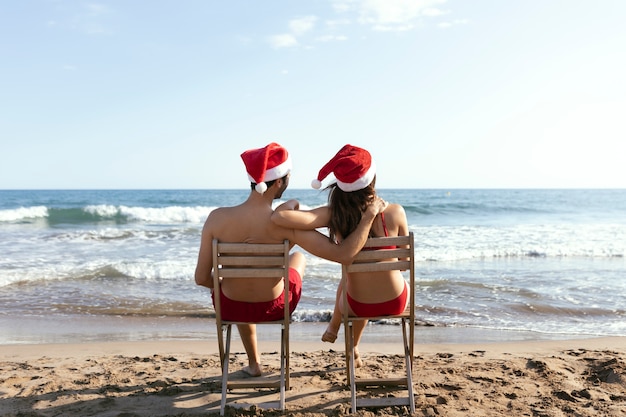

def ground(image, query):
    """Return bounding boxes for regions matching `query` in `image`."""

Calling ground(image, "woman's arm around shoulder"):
[271,201,331,230]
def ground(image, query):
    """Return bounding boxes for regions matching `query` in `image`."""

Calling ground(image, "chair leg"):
[278,325,285,411]
[402,319,416,413]
[344,320,351,385]
[347,321,357,413]
[217,323,225,372]
[284,323,290,391]
[220,324,232,416]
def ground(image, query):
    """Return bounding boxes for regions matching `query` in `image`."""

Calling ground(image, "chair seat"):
[346,305,412,321]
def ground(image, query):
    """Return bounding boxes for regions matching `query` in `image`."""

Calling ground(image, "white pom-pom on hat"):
[255,182,268,194]
[311,179,322,189]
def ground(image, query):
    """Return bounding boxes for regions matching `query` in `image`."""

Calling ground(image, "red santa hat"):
[241,142,292,194]
[311,144,376,192]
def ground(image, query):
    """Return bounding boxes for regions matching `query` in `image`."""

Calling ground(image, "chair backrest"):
[212,239,293,413]
[212,239,291,327]
[342,232,415,320]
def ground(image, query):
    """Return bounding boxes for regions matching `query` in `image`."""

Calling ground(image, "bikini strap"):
[380,211,389,237]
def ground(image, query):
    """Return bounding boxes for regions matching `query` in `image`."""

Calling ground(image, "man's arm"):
[291,197,387,264]
[194,220,214,288]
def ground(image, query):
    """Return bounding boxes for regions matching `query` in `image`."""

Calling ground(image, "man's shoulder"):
[207,204,242,218]
[202,206,237,231]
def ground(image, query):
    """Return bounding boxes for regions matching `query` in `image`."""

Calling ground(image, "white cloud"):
[372,24,415,32]
[268,33,298,49]
[316,35,348,42]
[422,7,448,17]
[438,19,469,29]
[268,16,318,48]
[357,0,447,30]
[331,0,359,13]
[270,0,457,49]
[326,18,352,27]
[289,16,318,35]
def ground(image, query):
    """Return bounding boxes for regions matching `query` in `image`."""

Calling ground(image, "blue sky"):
[1,0,625,189]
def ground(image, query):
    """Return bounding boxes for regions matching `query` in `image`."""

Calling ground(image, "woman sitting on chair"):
[272,144,410,366]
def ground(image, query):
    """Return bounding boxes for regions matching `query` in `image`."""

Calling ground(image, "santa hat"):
[241,142,292,194]
[311,144,376,192]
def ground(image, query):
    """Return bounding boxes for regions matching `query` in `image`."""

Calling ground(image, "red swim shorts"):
[347,281,408,317]
[213,268,302,322]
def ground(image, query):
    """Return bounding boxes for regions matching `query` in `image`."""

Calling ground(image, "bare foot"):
[321,327,338,343]
[354,349,363,368]
[242,365,262,377]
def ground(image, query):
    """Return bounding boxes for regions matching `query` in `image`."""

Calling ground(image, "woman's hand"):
[364,196,388,217]
[274,199,300,212]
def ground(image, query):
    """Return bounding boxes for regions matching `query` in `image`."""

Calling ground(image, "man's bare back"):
[199,197,299,302]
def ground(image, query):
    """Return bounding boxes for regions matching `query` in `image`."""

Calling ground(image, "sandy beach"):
[1,333,624,416]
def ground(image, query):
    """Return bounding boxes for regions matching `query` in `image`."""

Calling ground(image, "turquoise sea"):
[0,189,624,344]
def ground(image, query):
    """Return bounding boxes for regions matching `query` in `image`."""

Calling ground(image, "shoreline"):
[0,314,614,346]
[1,335,625,359]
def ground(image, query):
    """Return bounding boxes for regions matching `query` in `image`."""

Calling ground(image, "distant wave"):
[84,205,211,224]
[403,202,548,217]
[0,205,214,225]
[0,206,48,222]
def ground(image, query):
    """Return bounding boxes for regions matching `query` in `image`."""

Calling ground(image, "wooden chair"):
[212,239,292,415]
[341,232,415,413]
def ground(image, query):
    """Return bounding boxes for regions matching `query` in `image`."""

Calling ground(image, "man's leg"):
[236,252,305,378]
[288,251,306,278]
[237,324,262,376]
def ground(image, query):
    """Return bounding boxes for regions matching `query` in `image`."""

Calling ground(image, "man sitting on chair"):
[195,142,387,377]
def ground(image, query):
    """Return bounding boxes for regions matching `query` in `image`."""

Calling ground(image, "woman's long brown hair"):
[326,176,376,243]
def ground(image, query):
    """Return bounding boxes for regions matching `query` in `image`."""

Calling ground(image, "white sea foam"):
[84,204,119,217]
[120,205,211,223]
[0,206,48,222]
[84,205,213,224]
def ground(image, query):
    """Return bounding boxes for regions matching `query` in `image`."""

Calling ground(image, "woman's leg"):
[350,318,368,367]
[322,282,343,343]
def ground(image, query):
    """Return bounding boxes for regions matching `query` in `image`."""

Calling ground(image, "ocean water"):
[0,189,624,344]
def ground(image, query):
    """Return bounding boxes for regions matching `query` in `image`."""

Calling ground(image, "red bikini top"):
[363,212,397,250]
